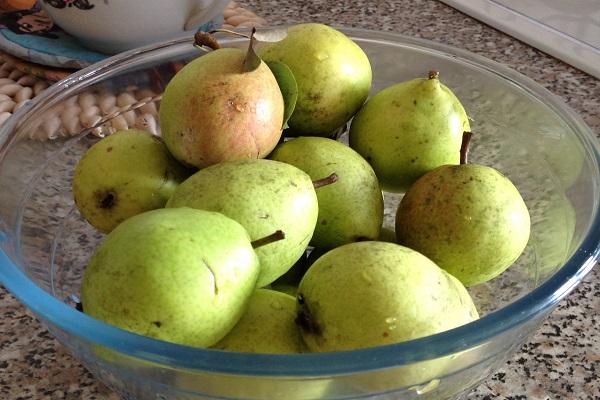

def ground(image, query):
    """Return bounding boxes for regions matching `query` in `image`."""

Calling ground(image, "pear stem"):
[194,31,221,50]
[460,131,473,165]
[428,70,440,80]
[251,230,285,249]
[209,28,251,39]
[313,173,338,189]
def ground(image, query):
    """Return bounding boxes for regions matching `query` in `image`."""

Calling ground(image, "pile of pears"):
[72,23,531,360]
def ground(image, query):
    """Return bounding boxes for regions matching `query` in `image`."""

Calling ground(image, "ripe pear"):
[349,71,470,192]
[159,47,284,169]
[396,163,531,287]
[167,159,319,287]
[297,241,478,352]
[212,289,305,354]
[269,137,383,248]
[259,23,372,136]
[81,207,260,348]
[72,129,189,233]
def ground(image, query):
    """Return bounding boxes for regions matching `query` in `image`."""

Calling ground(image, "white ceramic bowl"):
[39,0,229,54]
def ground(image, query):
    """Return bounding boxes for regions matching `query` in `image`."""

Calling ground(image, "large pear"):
[396,164,531,287]
[269,137,383,248]
[212,289,305,354]
[159,47,284,169]
[167,159,318,287]
[72,129,189,233]
[349,71,470,192]
[259,23,372,136]
[297,241,478,352]
[81,207,260,348]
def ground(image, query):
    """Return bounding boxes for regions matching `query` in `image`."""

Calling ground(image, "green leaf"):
[266,60,298,129]
[243,28,262,73]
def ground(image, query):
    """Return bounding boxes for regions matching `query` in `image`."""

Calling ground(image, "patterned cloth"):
[0,2,222,68]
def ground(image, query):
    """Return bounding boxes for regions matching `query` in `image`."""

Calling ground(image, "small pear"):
[212,289,305,354]
[159,47,284,169]
[72,129,189,233]
[270,137,383,248]
[81,207,260,348]
[349,71,470,192]
[259,23,372,136]
[167,159,319,287]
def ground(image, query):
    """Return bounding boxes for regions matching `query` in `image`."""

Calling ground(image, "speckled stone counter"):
[1,1,599,399]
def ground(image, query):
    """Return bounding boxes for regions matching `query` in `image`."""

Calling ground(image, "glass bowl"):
[0,28,598,400]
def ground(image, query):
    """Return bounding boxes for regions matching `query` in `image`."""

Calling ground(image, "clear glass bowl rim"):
[0,27,599,377]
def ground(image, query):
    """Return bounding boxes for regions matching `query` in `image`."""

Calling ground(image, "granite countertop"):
[1,0,599,399]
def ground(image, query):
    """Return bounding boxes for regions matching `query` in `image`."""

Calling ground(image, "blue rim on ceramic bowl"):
[0,27,599,377]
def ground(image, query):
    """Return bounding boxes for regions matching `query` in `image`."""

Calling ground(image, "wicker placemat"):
[0,1,266,138]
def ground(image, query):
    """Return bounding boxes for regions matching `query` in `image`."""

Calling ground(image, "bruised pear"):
[159,47,284,169]
[349,71,470,192]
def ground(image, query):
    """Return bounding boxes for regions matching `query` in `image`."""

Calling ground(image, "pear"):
[167,159,319,287]
[81,207,260,348]
[349,71,470,192]
[159,47,284,169]
[270,137,383,248]
[259,23,372,136]
[72,129,189,233]
[212,289,305,354]
[297,241,478,352]
[395,155,531,287]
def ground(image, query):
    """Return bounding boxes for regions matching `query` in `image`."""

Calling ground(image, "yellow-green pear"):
[72,129,189,233]
[167,159,320,287]
[396,163,531,287]
[259,23,372,136]
[81,207,260,348]
[349,71,470,192]
[297,241,478,352]
[270,137,383,248]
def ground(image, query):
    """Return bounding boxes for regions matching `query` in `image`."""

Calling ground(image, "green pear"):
[212,289,305,354]
[167,159,319,287]
[396,163,531,287]
[259,23,372,136]
[270,137,383,248]
[159,47,284,169]
[81,207,260,348]
[349,71,470,192]
[72,129,189,233]
[297,241,478,352]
